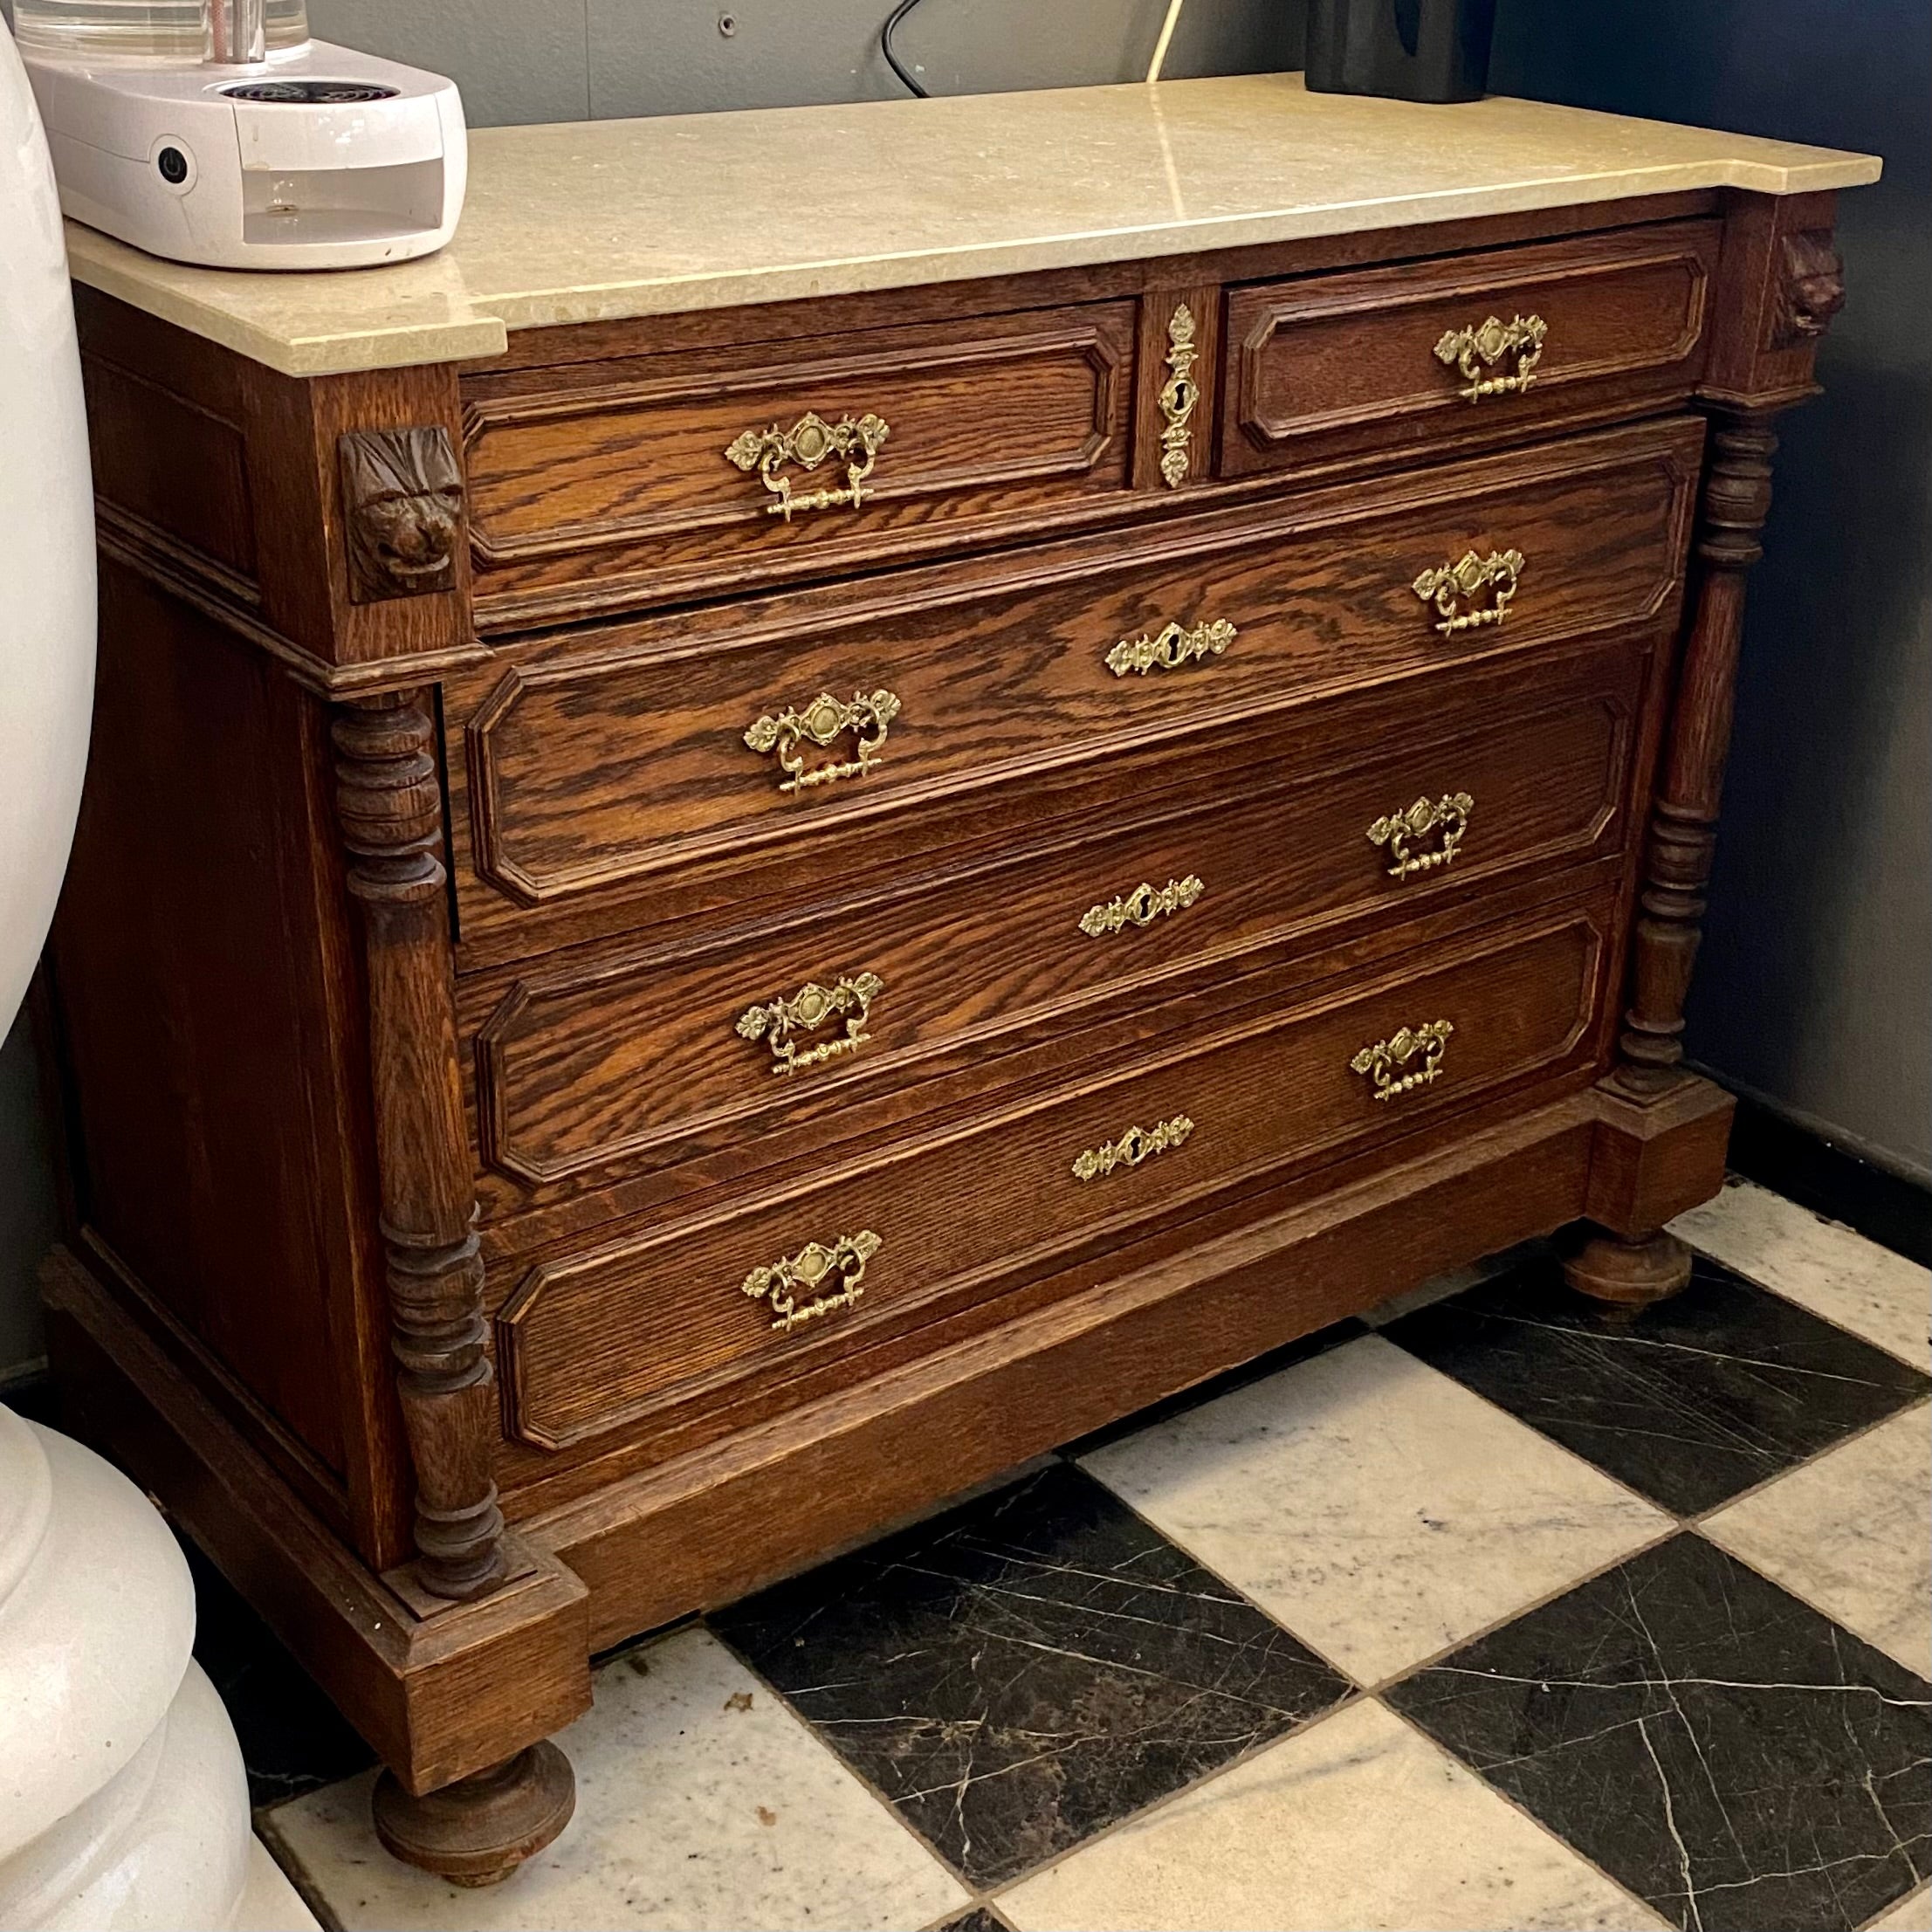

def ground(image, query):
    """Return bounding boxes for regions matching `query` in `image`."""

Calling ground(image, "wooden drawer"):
[1220,220,1720,479]
[464,636,1645,1220]
[491,890,1613,1456]
[449,416,1700,959]
[461,300,1137,630]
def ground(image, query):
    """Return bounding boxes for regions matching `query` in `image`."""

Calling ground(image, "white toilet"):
[0,23,313,1929]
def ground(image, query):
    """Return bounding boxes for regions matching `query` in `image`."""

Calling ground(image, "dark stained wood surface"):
[447,417,1702,959]
[1220,219,1722,478]
[463,639,1642,1217]
[463,299,1137,627]
[492,889,1612,1461]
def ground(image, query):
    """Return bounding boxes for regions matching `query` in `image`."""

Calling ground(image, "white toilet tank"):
[0,17,95,1033]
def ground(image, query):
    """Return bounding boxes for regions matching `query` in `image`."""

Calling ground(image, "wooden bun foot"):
[373,1743,575,1887]
[1562,1229,1694,1310]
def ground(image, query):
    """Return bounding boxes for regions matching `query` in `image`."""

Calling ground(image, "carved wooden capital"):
[339,426,464,603]
[1769,230,1846,348]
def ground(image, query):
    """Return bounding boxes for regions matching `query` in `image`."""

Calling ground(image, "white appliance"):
[23,35,465,270]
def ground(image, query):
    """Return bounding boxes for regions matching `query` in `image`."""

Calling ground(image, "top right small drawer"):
[1219,219,1722,478]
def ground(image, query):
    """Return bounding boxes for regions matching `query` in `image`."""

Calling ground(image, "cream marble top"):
[61,72,1880,377]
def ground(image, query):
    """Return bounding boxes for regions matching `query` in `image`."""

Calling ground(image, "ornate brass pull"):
[737,972,883,1076]
[1413,549,1524,637]
[1366,794,1474,879]
[1105,617,1236,677]
[725,410,890,521]
[1351,1020,1454,1102]
[1079,875,1204,938]
[1072,1114,1193,1182]
[1158,303,1200,488]
[742,1229,882,1333]
[1434,313,1548,402]
[744,688,901,793]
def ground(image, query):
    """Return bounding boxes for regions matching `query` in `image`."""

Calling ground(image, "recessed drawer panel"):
[1220,220,1720,478]
[492,893,1612,1455]
[449,416,1699,955]
[462,300,1137,629]
[464,637,1643,1216]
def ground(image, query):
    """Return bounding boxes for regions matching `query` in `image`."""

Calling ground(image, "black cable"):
[882,0,932,97]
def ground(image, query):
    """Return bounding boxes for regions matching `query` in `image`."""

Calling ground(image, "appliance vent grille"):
[220,80,400,104]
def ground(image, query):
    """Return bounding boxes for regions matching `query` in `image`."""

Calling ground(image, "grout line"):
[1857,1878,1931,1931]
[701,1619,984,1907]
[1674,1177,1932,1372]
[1374,1697,1675,1930]
[1688,1389,1932,1530]
[253,1810,346,1932]
[982,1691,1376,1905]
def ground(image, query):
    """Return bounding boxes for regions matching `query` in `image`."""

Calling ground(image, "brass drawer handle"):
[1106,617,1236,677]
[725,410,890,521]
[738,972,883,1076]
[1072,1114,1193,1182]
[1413,549,1524,637]
[1080,874,1204,938]
[1366,794,1474,879]
[744,688,901,793]
[743,1229,882,1333]
[1434,313,1548,402]
[1351,1020,1454,1102]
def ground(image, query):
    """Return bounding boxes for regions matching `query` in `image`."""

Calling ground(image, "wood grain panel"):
[464,640,1640,1209]
[494,895,1609,1454]
[463,301,1134,625]
[450,417,1700,951]
[1221,219,1720,478]
[81,352,258,594]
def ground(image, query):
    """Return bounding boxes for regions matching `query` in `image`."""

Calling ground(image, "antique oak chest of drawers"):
[36,76,1875,1884]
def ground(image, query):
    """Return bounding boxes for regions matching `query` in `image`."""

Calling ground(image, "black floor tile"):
[1384,1249,1930,1515]
[1386,1533,1932,1932]
[179,1534,377,1807]
[934,1911,1013,1932]
[712,1461,1351,1887]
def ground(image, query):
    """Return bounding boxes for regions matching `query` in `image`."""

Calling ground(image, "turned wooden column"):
[1615,409,1783,1090]
[1565,196,1847,1313]
[1564,408,1784,1310]
[333,693,507,1602]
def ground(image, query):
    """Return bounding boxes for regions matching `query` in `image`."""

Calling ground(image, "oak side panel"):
[43,557,404,1558]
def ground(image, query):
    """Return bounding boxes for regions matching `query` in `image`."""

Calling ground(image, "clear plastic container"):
[13,0,308,65]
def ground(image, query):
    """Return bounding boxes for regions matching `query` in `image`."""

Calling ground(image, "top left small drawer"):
[460,299,1138,631]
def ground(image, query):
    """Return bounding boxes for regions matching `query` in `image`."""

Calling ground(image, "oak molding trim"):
[96,505,491,696]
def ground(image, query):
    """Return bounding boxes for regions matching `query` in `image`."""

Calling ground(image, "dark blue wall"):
[1491,0,1932,1179]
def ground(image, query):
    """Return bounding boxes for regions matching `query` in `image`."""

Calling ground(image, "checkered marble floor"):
[220,1177,1928,1932]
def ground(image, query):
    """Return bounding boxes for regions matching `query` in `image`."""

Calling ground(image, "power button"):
[148,136,196,193]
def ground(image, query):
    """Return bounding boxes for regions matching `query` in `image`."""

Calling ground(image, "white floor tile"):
[238,1835,322,1931]
[1671,1177,1930,1370]
[1081,1333,1669,1684]
[267,1626,968,1932]
[1702,1401,1932,1676]
[1869,1884,1932,1930]
[997,1698,1666,1932]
